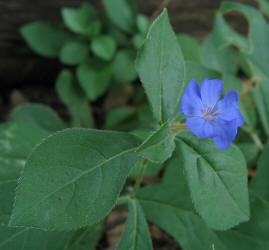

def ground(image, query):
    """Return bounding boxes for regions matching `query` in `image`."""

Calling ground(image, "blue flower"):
[180,78,244,150]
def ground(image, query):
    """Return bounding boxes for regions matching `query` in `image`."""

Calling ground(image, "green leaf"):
[222,74,242,94]
[102,0,136,33]
[113,49,137,83]
[201,34,237,74]
[65,222,103,250]
[0,121,49,182]
[184,61,221,86]
[12,103,67,133]
[256,0,269,19]
[237,142,259,168]
[177,34,201,62]
[91,35,116,61]
[136,9,185,122]
[136,123,175,164]
[10,129,140,230]
[0,122,71,250]
[56,70,94,128]
[105,107,136,130]
[129,157,163,177]
[0,181,72,250]
[176,131,249,230]
[250,140,269,202]
[21,21,73,58]
[60,41,88,65]
[137,184,226,250]
[217,191,269,250]
[136,14,150,35]
[62,3,100,36]
[254,81,269,135]
[117,200,153,250]
[212,2,269,134]
[77,59,113,101]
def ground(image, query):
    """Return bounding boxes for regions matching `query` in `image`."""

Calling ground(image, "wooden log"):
[0,0,256,88]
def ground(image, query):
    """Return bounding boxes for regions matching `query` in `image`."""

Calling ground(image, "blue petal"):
[216,90,244,127]
[186,117,217,138]
[180,79,203,116]
[212,119,238,150]
[200,78,223,108]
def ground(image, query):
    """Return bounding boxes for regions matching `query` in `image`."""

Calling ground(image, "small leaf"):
[21,22,73,58]
[136,123,175,164]
[117,200,153,250]
[250,140,269,202]
[12,103,66,133]
[91,35,116,61]
[177,34,201,62]
[60,41,88,65]
[10,129,140,230]
[56,70,94,128]
[137,184,227,250]
[105,107,136,130]
[176,131,250,230]
[103,0,136,33]
[77,59,113,101]
[113,49,137,83]
[136,14,150,35]
[257,0,269,19]
[136,9,185,122]
[62,3,100,36]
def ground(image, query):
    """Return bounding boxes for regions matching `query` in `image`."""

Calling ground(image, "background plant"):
[1,1,269,250]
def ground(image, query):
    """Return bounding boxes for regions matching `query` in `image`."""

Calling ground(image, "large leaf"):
[61,3,100,36]
[136,9,185,122]
[201,35,237,74]
[117,200,153,250]
[177,34,201,63]
[56,69,94,128]
[176,131,249,230]
[77,59,113,101]
[136,123,175,164]
[137,184,227,250]
[10,129,140,230]
[21,22,73,58]
[0,122,71,250]
[102,0,136,33]
[12,104,67,133]
[217,191,269,250]
[184,61,221,86]
[0,121,49,182]
[0,180,71,250]
[65,222,103,250]
[250,140,269,202]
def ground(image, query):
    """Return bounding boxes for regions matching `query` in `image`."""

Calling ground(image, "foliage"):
[2,1,269,249]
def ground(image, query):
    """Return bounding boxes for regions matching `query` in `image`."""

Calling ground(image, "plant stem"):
[241,126,264,150]
[130,159,147,199]
[116,195,130,205]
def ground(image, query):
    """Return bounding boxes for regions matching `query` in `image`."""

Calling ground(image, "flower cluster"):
[180,78,244,150]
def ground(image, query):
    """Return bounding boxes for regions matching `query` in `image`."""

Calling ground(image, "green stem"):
[116,195,130,205]
[130,159,147,199]
[241,126,264,150]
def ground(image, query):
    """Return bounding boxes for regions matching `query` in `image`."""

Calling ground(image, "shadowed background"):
[0,0,255,120]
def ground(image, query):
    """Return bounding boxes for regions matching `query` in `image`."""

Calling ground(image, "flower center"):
[202,107,220,121]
